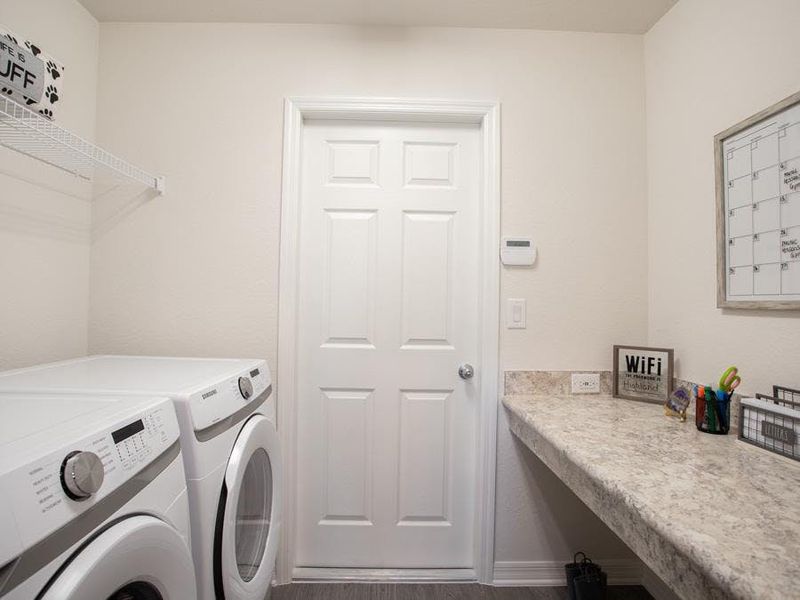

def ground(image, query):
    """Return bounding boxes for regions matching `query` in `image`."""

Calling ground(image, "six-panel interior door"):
[295,120,481,569]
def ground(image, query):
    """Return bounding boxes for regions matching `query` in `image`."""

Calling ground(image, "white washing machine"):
[0,356,282,600]
[0,393,196,599]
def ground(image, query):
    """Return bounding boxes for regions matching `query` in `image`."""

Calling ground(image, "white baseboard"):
[492,559,642,587]
[293,567,476,582]
[292,561,675,597]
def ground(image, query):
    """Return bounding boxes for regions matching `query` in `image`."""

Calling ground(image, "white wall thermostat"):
[501,237,537,266]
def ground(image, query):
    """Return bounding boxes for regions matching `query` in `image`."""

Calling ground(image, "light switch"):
[506,298,526,329]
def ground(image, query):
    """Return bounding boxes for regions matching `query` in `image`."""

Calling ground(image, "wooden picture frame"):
[613,345,674,404]
[715,90,800,310]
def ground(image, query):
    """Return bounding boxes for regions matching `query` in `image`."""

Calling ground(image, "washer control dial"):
[60,451,104,500]
[238,376,254,400]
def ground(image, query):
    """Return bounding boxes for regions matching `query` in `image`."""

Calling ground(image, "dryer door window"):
[217,414,282,600]
[235,447,273,581]
[108,581,163,599]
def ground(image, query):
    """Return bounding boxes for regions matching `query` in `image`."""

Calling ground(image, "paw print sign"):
[24,40,41,57]
[46,60,61,80]
[0,23,65,121]
[45,85,59,104]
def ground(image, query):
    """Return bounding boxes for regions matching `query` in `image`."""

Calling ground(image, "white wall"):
[0,0,98,369]
[645,0,800,394]
[92,23,649,567]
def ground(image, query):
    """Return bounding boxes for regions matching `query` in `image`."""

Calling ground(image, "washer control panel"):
[5,400,178,550]
[111,409,170,472]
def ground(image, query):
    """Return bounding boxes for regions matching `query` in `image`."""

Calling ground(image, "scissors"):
[719,366,741,393]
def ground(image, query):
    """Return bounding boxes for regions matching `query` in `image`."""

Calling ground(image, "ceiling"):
[77,0,678,34]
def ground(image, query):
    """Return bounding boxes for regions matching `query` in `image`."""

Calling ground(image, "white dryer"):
[0,356,282,600]
[0,393,196,599]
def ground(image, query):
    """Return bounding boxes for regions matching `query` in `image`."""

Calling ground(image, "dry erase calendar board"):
[716,91,800,309]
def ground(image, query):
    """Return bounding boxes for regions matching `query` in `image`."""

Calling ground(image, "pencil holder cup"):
[696,391,730,435]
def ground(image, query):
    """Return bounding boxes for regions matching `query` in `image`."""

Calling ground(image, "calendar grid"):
[721,99,800,303]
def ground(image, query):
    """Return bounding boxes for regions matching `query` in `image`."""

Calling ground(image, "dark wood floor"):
[271,583,654,599]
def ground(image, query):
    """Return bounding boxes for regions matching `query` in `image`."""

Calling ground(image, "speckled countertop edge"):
[503,394,800,600]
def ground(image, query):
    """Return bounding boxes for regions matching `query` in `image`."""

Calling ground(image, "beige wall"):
[90,24,651,374]
[0,0,98,369]
[92,24,648,565]
[645,0,800,394]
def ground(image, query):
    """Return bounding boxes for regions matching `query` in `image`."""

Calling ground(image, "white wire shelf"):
[0,94,164,194]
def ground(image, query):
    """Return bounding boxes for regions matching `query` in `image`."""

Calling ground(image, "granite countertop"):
[503,394,800,600]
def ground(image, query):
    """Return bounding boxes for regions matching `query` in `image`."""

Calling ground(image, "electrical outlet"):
[571,373,600,394]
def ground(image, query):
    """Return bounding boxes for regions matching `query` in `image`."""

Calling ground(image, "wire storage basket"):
[738,386,800,461]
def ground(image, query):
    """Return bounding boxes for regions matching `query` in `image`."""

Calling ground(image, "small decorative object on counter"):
[665,386,691,421]
[739,386,800,462]
[564,552,607,600]
[612,345,674,404]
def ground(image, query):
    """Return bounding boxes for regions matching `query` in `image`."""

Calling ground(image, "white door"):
[295,120,481,569]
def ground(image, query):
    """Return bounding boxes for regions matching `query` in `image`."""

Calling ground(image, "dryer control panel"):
[4,399,179,552]
[190,363,271,432]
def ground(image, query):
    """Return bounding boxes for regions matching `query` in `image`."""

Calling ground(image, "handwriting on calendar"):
[785,167,800,192]
[783,238,800,260]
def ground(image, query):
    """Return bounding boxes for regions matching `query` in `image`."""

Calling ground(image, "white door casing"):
[278,98,500,583]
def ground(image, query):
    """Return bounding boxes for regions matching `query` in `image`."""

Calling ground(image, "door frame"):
[276,97,501,584]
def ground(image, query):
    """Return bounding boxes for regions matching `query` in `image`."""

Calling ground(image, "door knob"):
[458,364,475,380]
